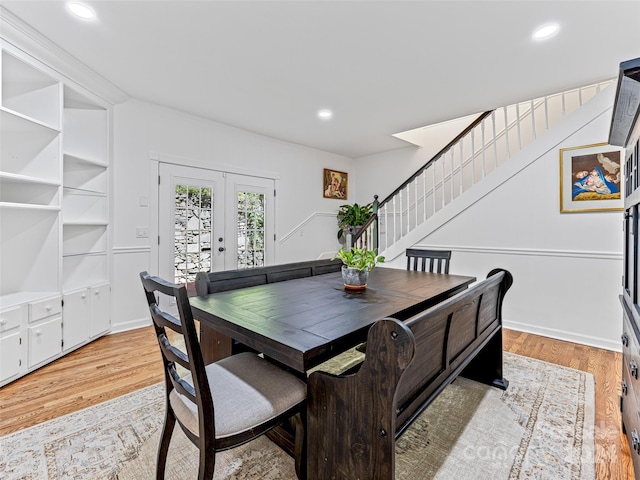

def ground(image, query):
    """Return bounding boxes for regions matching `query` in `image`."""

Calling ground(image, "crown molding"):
[0,6,129,105]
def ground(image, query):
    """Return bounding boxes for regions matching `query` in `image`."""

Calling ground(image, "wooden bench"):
[306,268,513,479]
[194,258,343,296]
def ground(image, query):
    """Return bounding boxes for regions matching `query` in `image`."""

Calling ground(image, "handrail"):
[351,80,613,254]
[377,111,493,208]
[350,113,492,251]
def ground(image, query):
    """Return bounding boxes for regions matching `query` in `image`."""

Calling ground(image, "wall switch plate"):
[136,227,149,238]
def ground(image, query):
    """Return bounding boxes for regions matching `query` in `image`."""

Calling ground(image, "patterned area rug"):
[0,352,595,479]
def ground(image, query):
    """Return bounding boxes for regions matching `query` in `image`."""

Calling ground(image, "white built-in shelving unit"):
[0,41,111,386]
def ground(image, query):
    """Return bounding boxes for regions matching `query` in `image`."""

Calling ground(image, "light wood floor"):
[0,327,634,480]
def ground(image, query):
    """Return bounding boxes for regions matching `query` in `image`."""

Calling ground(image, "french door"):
[158,164,275,288]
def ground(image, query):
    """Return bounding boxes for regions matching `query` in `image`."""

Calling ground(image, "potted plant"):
[333,246,385,290]
[337,202,373,241]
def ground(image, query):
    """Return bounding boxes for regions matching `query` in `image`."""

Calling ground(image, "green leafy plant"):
[333,247,385,272]
[337,202,373,240]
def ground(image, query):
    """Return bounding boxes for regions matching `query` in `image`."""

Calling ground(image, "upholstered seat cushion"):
[169,352,306,440]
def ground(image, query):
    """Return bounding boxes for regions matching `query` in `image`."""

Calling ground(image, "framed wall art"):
[323,168,348,200]
[559,142,624,213]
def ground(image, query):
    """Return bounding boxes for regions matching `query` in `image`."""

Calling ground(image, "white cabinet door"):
[0,306,24,384]
[0,330,22,383]
[89,283,110,338]
[28,316,62,367]
[63,288,90,351]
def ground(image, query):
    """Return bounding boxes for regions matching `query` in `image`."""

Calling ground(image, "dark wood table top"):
[190,267,476,373]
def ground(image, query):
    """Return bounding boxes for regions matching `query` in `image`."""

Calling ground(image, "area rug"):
[0,352,595,479]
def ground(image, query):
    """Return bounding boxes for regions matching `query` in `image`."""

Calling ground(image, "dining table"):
[190,267,477,373]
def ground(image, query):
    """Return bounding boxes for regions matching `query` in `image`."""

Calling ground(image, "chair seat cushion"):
[169,352,306,440]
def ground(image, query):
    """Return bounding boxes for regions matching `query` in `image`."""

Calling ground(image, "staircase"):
[352,80,615,258]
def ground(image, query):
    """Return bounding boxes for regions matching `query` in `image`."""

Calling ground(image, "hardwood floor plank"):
[0,327,634,479]
[502,328,634,480]
[0,327,164,436]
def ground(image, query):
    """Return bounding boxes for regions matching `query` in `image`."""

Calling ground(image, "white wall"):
[354,86,623,351]
[112,99,352,331]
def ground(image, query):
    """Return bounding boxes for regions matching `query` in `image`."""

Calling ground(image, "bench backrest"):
[194,258,343,296]
[395,268,511,426]
[307,268,512,479]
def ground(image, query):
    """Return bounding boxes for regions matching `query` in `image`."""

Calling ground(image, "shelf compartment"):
[0,208,59,297]
[63,152,107,168]
[1,109,61,181]
[63,224,107,256]
[63,253,108,292]
[62,190,107,224]
[63,154,107,194]
[0,174,60,207]
[63,87,108,164]
[2,50,61,129]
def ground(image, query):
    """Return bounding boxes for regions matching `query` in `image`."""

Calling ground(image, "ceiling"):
[2,1,639,158]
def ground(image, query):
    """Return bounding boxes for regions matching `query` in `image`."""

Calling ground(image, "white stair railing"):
[373,80,614,253]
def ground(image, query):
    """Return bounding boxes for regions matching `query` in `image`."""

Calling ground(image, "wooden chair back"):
[140,271,307,479]
[406,248,452,273]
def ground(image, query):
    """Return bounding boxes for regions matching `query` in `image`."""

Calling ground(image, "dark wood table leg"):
[198,322,233,364]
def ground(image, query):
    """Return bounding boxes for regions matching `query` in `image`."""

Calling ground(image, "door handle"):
[218,247,226,252]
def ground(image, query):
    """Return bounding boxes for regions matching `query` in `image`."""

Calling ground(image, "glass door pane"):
[174,184,212,284]
[237,191,265,268]
[225,173,274,269]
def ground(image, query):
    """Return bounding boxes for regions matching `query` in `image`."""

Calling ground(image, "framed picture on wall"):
[323,168,348,200]
[559,142,624,213]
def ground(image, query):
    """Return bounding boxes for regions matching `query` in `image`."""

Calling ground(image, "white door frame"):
[148,151,280,278]
[158,163,226,282]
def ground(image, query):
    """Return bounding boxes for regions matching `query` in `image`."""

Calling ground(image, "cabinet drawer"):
[0,306,22,332]
[29,296,62,322]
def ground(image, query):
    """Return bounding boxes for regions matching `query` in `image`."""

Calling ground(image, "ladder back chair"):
[140,272,307,480]
[406,248,452,274]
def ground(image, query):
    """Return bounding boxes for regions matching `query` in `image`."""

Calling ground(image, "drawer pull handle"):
[623,333,630,347]
[45,305,51,311]
[0,319,7,326]
[35,330,42,336]
[632,360,638,380]
[623,379,628,395]
[81,294,87,299]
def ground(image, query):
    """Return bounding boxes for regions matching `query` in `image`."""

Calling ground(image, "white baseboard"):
[109,318,150,335]
[504,318,621,353]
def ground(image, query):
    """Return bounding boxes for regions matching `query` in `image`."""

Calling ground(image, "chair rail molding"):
[112,246,151,255]
[408,244,623,261]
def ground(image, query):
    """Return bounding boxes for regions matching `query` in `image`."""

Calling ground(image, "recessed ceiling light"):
[66,2,96,20]
[317,109,333,120]
[532,24,559,40]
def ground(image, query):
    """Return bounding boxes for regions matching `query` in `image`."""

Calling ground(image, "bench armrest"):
[307,318,415,479]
